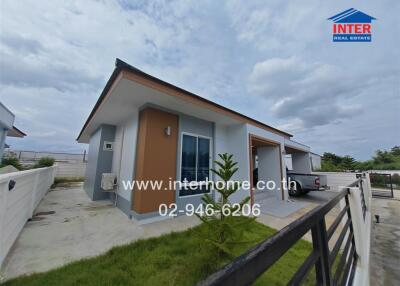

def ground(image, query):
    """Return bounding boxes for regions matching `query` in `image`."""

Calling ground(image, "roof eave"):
[76,58,293,142]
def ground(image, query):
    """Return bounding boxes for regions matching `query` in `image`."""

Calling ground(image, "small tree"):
[197,153,252,259]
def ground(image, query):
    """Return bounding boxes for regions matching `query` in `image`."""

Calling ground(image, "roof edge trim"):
[77,58,292,141]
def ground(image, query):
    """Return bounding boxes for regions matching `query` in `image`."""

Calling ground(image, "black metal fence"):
[370,173,394,198]
[197,186,361,286]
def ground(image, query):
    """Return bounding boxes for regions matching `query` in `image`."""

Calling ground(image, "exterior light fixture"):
[165,126,171,136]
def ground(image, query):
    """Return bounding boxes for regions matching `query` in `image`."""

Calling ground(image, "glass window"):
[181,135,197,182]
[197,137,210,181]
[180,134,211,196]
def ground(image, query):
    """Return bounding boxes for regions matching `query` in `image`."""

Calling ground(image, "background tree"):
[373,150,394,164]
[340,155,356,170]
[320,146,400,171]
[391,146,400,157]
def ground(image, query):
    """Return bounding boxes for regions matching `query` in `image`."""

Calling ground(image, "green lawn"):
[2,218,313,286]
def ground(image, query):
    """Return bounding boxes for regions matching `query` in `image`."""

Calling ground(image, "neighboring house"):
[0,102,26,158]
[77,59,313,221]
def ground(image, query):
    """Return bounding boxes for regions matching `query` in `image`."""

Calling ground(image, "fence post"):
[363,174,371,209]
[348,187,364,258]
[348,184,371,286]
[311,218,332,286]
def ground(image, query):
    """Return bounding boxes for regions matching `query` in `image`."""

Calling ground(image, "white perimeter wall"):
[368,170,400,176]
[0,166,56,266]
[313,172,359,192]
[111,109,139,201]
[55,162,86,177]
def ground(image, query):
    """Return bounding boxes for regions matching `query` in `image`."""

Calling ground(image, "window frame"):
[178,132,213,197]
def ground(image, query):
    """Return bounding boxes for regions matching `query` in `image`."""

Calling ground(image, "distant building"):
[0,102,26,158]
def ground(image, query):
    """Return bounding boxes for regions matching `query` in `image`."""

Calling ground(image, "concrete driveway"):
[256,190,342,242]
[0,183,199,281]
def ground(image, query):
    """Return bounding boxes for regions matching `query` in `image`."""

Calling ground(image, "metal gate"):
[370,173,394,198]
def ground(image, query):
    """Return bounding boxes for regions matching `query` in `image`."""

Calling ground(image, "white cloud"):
[248,56,373,129]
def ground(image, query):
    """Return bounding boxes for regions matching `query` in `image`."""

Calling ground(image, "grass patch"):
[2,218,313,286]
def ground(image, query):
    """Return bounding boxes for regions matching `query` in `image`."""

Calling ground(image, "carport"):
[284,140,312,174]
[249,134,284,203]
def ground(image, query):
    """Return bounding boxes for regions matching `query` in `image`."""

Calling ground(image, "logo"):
[328,8,376,42]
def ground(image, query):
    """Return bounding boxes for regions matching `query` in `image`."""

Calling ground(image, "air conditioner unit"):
[101,173,116,191]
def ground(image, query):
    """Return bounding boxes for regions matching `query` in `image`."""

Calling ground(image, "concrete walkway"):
[0,184,199,281]
[370,196,400,286]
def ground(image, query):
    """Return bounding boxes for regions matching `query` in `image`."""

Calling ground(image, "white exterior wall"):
[291,152,312,174]
[111,109,139,201]
[0,166,56,266]
[214,123,250,203]
[0,102,14,130]
[258,145,282,199]
[284,155,293,170]
[310,153,322,170]
[0,102,15,158]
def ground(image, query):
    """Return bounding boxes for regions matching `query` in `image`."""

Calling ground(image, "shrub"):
[1,156,22,170]
[34,157,55,168]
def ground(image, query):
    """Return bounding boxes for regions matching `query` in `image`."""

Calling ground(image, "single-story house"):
[77,59,313,221]
[0,102,26,158]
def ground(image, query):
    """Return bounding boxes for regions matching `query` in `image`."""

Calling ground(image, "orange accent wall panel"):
[133,107,178,213]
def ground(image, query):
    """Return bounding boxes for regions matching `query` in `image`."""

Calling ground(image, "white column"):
[257,145,282,199]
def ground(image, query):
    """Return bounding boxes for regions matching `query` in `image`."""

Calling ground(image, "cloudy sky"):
[1,0,399,160]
